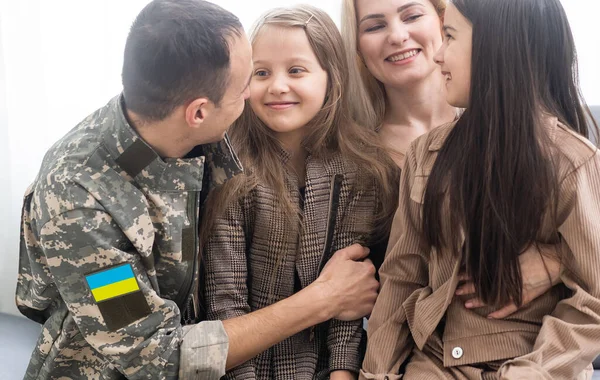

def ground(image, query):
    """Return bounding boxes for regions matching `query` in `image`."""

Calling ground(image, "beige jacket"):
[361,117,600,380]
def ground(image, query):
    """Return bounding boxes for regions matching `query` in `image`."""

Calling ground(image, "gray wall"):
[591,106,600,125]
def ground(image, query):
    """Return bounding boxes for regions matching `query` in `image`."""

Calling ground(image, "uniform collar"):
[102,94,242,191]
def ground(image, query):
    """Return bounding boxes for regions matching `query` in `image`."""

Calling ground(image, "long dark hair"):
[423,0,598,307]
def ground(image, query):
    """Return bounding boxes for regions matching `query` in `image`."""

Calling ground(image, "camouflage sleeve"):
[179,321,229,379]
[204,199,257,379]
[39,207,228,379]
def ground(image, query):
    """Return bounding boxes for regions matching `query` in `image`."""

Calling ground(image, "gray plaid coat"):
[203,151,379,379]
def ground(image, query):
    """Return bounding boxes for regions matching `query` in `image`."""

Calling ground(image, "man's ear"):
[185,97,212,128]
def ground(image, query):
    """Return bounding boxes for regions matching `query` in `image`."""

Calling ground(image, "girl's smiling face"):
[249,25,328,141]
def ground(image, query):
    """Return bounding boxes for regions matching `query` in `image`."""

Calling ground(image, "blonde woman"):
[341,0,563,331]
[202,5,397,380]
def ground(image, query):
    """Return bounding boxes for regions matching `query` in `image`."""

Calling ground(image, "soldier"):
[15,1,379,379]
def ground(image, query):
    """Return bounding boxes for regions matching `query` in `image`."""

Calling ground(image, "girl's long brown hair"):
[203,5,398,245]
[423,0,598,308]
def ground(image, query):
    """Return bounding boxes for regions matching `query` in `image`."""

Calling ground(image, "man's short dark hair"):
[122,0,243,121]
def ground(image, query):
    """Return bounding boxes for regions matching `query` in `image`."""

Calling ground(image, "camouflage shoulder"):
[203,135,244,188]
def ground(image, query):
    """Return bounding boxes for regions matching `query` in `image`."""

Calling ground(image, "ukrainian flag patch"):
[85,263,151,331]
[85,263,140,303]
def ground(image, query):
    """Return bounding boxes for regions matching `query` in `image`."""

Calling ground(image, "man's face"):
[202,31,253,143]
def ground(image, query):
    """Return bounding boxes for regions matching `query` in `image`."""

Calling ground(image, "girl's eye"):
[289,67,305,74]
[254,70,269,77]
[444,33,453,41]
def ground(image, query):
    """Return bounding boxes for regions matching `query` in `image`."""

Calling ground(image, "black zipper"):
[317,174,344,273]
[311,174,343,341]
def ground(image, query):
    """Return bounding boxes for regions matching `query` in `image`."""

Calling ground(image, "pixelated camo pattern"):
[16,95,241,379]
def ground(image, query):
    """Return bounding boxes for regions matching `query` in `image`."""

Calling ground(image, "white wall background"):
[0,0,598,316]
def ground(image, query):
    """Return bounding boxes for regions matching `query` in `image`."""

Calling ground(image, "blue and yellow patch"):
[85,263,140,302]
[85,263,151,331]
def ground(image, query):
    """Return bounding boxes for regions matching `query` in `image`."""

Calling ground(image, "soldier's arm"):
[222,243,377,370]
[38,207,226,379]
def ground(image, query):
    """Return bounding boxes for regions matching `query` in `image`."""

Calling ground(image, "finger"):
[464,298,486,309]
[363,260,377,276]
[457,273,470,282]
[487,303,519,319]
[354,258,376,275]
[455,282,476,295]
[336,244,370,261]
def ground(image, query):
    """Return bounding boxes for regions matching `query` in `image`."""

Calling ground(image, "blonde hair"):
[203,4,397,244]
[341,0,447,129]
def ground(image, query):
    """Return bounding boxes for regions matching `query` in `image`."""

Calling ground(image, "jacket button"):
[452,346,463,359]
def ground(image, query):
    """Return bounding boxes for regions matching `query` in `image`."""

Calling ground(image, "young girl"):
[362,0,600,378]
[202,5,397,380]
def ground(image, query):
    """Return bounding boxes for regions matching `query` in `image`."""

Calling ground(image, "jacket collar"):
[102,95,242,192]
[428,122,456,152]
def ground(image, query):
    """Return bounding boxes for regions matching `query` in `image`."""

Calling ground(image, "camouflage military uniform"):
[16,95,242,379]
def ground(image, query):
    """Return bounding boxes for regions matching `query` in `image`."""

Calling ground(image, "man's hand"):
[313,244,379,321]
[223,244,379,370]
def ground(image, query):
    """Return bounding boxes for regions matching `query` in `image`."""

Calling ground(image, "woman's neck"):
[379,72,456,169]
[383,71,455,130]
